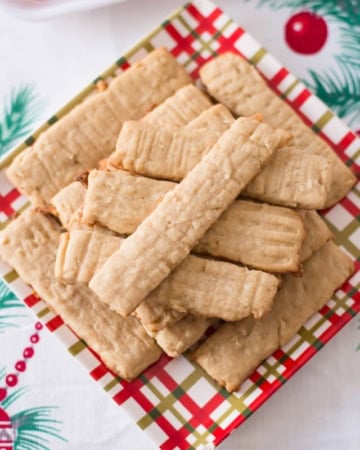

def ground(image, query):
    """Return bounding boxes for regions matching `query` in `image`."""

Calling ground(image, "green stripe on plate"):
[312,110,333,132]
[37,307,50,318]
[68,340,86,356]
[250,48,267,65]
[3,270,18,283]
[103,377,119,392]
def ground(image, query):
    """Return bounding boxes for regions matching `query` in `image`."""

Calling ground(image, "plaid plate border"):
[0,0,359,449]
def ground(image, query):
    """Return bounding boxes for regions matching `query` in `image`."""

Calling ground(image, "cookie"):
[191,241,353,392]
[141,255,279,322]
[7,48,192,206]
[244,147,332,209]
[83,171,305,272]
[200,53,356,207]
[109,121,222,180]
[142,84,212,128]
[89,116,290,316]
[55,229,122,284]
[155,316,215,357]
[0,210,162,380]
[50,181,86,229]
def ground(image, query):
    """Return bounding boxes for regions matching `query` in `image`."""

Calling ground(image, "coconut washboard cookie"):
[110,116,332,209]
[299,210,333,261]
[110,121,222,180]
[7,48,192,206]
[192,242,353,392]
[142,84,212,128]
[137,256,279,322]
[154,316,216,357]
[50,181,86,229]
[194,199,305,272]
[108,103,234,173]
[56,229,279,322]
[82,170,176,235]
[55,230,122,284]
[200,53,356,207]
[244,147,332,209]
[83,171,306,273]
[90,116,291,316]
[0,210,162,380]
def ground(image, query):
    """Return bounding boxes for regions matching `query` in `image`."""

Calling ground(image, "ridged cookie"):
[0,210,162,380]
[7,48,192,206]
[83,171,305,272]
[89,116,290,316]
[200,53,356,207]
[191,242,353,392]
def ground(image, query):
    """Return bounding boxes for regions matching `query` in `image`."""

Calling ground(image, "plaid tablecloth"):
[0,1,359,449]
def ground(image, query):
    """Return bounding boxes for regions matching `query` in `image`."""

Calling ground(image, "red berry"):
[0,388,7,402]
[30,334,40,344]
[23,347,34,359]
[15,361,26,372]
[5,374,18,387]
[285,11,328,55]
[35,322,43,330]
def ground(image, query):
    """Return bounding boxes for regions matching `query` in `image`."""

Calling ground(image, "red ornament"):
[23,347,34,359]
[35,322,43,330]
[5,375,17,388]
[285,11,328,54]
[30,334,39,344]
[0,389,6,402]
[15,361,26,372]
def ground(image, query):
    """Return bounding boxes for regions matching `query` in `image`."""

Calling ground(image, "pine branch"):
[12,406,66,450]
[0,282,23,309]
[0,282,25,332]
[306,58,360,124]
[1,387,27,409]
[0,85,42,155]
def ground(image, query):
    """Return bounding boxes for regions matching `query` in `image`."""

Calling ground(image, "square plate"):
[0,0,359,448]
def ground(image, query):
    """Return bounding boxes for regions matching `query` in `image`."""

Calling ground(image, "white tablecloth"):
[0,1,359,449]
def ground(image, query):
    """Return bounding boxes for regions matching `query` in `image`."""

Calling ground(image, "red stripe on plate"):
[270,67,289,87]
[24,294,41,307]
[46,315,64,332]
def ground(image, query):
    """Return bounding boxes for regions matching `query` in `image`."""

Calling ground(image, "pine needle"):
[307,58,360,124]
[0,281,25,332]
[0,85,42,155]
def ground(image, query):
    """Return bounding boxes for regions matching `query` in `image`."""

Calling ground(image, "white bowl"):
[0,0,128,20]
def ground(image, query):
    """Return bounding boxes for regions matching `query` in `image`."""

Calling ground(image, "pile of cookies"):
[0,48,355,392]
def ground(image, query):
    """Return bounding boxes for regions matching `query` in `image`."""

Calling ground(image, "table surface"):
[0,1,359,449]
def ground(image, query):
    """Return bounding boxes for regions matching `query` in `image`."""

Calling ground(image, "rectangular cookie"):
[108,104,234,174]
[185,104,234,131]
[142,84,212,128]
[140,255,279,322]
[244,147,332,209]
[0,210,162,380]
[199,53,356,207]
[191,241,353,392]
[155,316,215,357]
[299,210,333,261]
[7,48,192,207]
[82,170,176,235]
[56,229,278,325]
[195,199,305,272]
[109,121,222,180]
[55,229,122,284]
[111,118,332,209]
[89,116,290,316]
[83,171,305,273]
[50,181,86,229]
